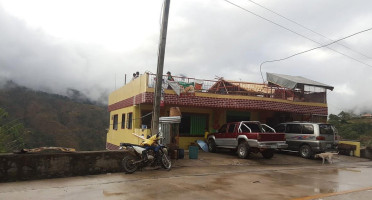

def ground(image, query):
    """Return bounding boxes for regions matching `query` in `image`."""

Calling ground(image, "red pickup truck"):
[207,121,288,159]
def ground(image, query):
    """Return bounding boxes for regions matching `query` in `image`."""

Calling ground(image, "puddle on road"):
[102,191,125,197]
[260,166,372,195]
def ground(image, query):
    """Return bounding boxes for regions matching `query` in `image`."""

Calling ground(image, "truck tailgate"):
[259,133,285,141]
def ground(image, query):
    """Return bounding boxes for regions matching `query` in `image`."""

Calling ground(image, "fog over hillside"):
[1,0,372,114]
[0,81,108,151]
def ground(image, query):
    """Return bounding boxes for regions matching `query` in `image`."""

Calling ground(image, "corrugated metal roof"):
[267,73,334,91]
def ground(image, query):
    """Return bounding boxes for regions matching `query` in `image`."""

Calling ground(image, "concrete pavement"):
[0,151,371,200]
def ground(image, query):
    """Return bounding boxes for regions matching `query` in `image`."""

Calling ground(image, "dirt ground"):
[0,151,371,200]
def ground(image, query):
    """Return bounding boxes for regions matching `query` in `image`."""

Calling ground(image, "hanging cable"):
[246,0,372,60]
[222,0,372,69]
[259,27,372,83]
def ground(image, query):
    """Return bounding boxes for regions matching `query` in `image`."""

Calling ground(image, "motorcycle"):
[120,132,172,174]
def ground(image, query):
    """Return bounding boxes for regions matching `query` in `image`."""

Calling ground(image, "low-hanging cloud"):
[1,0,372,114]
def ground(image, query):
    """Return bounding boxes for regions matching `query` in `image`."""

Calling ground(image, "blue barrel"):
[177,148,184,159]
[189,146,198,159]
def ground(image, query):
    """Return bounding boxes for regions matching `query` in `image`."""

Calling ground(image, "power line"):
[222,0,372,68]
[246,0,372,60]
[259,27,372,83]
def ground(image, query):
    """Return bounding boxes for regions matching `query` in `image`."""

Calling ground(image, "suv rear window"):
[285,124,301,134]
[275,124,285,133]
[319,124,334,135]
[302,124,314,134]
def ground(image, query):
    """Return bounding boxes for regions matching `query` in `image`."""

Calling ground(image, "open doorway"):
[226,111,250,123]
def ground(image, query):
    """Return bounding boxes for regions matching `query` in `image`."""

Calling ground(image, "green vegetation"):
[0,108,25,152]
[328,111,372,147]
[0,81,109,152]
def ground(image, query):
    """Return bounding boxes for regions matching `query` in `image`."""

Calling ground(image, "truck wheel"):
[237,142,249,159]
[262,149,274,159]
[208,140,217,153]
[299,144,313,159]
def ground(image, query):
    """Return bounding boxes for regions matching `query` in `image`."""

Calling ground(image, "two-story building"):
[106,72,333,150]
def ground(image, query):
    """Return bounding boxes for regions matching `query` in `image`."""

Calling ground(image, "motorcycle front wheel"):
[122,155,139,174]
[161,153,172,170]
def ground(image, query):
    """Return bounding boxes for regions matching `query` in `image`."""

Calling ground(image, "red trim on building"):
[106,142,120,150]
[108,93,146,112]
[108,92,328,115]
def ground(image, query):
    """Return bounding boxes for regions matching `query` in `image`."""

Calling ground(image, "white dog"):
[314,152,339,164]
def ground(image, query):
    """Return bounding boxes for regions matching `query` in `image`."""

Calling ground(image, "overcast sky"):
[0,0,371,114]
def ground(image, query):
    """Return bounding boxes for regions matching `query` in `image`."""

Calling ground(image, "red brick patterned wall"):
[108,93,147,112]
[106,142,120,150]
[108,92,328,115]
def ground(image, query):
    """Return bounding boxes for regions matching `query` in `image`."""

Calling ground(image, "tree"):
[0,108,25,153]
[338,111,352,123]
[328,110,372,147]
[328,114,340,125]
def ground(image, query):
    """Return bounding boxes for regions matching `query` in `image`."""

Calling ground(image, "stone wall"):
[361,147,372,159]
[0,151,127,182]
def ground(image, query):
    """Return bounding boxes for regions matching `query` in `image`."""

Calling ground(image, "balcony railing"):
[147,73,327,103]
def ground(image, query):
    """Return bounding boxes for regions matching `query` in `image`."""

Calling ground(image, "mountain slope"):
[0,81,109,151]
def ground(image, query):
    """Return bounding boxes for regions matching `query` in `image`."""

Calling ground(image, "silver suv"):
[274,122,339,158]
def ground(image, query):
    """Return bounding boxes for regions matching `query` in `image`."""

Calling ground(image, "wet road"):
[0,152,371,200]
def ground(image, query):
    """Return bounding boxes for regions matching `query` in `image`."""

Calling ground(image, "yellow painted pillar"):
[339,141,360,157]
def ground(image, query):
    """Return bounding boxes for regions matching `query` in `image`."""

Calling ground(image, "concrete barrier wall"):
[0,151,127,182]
[361,147,372,159]
[339,141,361,157]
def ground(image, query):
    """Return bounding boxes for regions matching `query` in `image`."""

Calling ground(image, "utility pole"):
[152,0,171,135]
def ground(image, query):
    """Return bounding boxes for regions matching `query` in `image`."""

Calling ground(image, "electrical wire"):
[259,27,372,83]
[222,0,372,69]
[246,0,372,60]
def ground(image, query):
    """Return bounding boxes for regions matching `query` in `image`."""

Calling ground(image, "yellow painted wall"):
[107,105,215,149]
[210,109,225,132]
[109,73,148,105]
[339,141,361,157]
[106,105,153,147]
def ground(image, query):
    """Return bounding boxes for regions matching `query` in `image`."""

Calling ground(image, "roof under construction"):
[266,73,334,91]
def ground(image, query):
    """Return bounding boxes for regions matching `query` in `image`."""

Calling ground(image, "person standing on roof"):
[166,71,174,90]
[166,71,174,81]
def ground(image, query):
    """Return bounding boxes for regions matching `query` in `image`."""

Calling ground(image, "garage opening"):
[226,111,250,123]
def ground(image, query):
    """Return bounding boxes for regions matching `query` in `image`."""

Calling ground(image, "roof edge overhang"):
[267,72,334,91]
